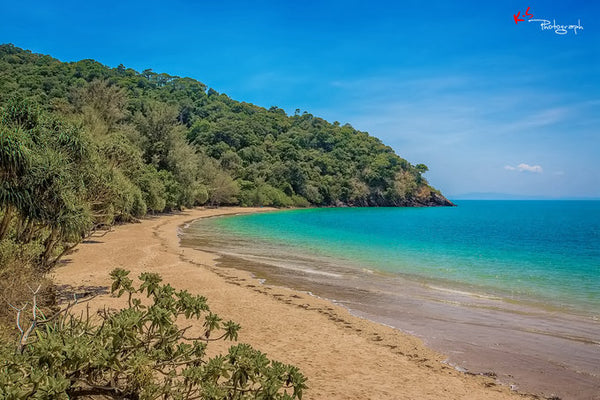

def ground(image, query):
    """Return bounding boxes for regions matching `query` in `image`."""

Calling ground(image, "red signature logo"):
[514,7,533,24]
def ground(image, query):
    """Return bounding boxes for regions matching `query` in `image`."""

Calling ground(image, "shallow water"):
[181,201,600,399]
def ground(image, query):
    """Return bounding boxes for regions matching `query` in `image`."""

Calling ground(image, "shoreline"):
[54,207,534,399]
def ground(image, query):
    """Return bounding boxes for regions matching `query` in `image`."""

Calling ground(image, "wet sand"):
[53,207,567,399]
[209,254,600,400]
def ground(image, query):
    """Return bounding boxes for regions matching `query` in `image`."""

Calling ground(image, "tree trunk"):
[25,221,38,244]
[17,217,31,243]
[41,227,58,268]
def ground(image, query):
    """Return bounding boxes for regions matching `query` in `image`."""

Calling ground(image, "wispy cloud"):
[505,163,544,173]
[497,106,573,134]
[320,72,577,146]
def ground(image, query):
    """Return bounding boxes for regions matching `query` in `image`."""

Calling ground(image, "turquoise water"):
[208,201,600,314]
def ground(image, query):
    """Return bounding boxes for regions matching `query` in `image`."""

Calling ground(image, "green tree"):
[415,163,429,174]
[73,79,128,136]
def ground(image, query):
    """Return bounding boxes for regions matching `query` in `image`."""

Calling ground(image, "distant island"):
[450,193,600,200]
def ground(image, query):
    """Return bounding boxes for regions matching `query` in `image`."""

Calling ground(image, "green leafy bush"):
[0,269,306,399]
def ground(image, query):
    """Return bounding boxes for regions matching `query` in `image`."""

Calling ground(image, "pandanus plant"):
[0,102,35,241]
[0,99,92,268]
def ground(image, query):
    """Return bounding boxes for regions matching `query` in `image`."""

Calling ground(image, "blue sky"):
[2,0,598,198]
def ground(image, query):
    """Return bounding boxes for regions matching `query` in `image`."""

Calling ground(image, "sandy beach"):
[53,207,535,400]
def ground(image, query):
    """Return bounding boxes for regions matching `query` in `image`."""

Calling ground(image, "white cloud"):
[518,163,543,173]
[505,163,543,173]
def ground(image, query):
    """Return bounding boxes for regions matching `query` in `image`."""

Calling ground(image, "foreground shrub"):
[0,269,306,399]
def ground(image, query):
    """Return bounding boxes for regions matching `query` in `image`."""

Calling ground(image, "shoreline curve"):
[53,207,533,400]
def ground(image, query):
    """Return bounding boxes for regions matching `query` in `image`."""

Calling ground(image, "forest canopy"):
[0,43,452,220]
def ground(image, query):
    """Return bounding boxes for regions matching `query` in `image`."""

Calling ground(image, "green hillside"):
[1,43,452,215]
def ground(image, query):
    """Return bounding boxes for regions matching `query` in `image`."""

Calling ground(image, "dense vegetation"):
[0,43,451,210]
[0,269,306,399]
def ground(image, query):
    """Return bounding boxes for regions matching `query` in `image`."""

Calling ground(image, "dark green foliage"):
[0,43,452,209]
[0,270,306,399]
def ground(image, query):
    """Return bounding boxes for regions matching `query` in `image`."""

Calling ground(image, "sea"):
[180,201,600,399]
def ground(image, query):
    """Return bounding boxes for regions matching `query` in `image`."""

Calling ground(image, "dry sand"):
[53,207,536,400]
